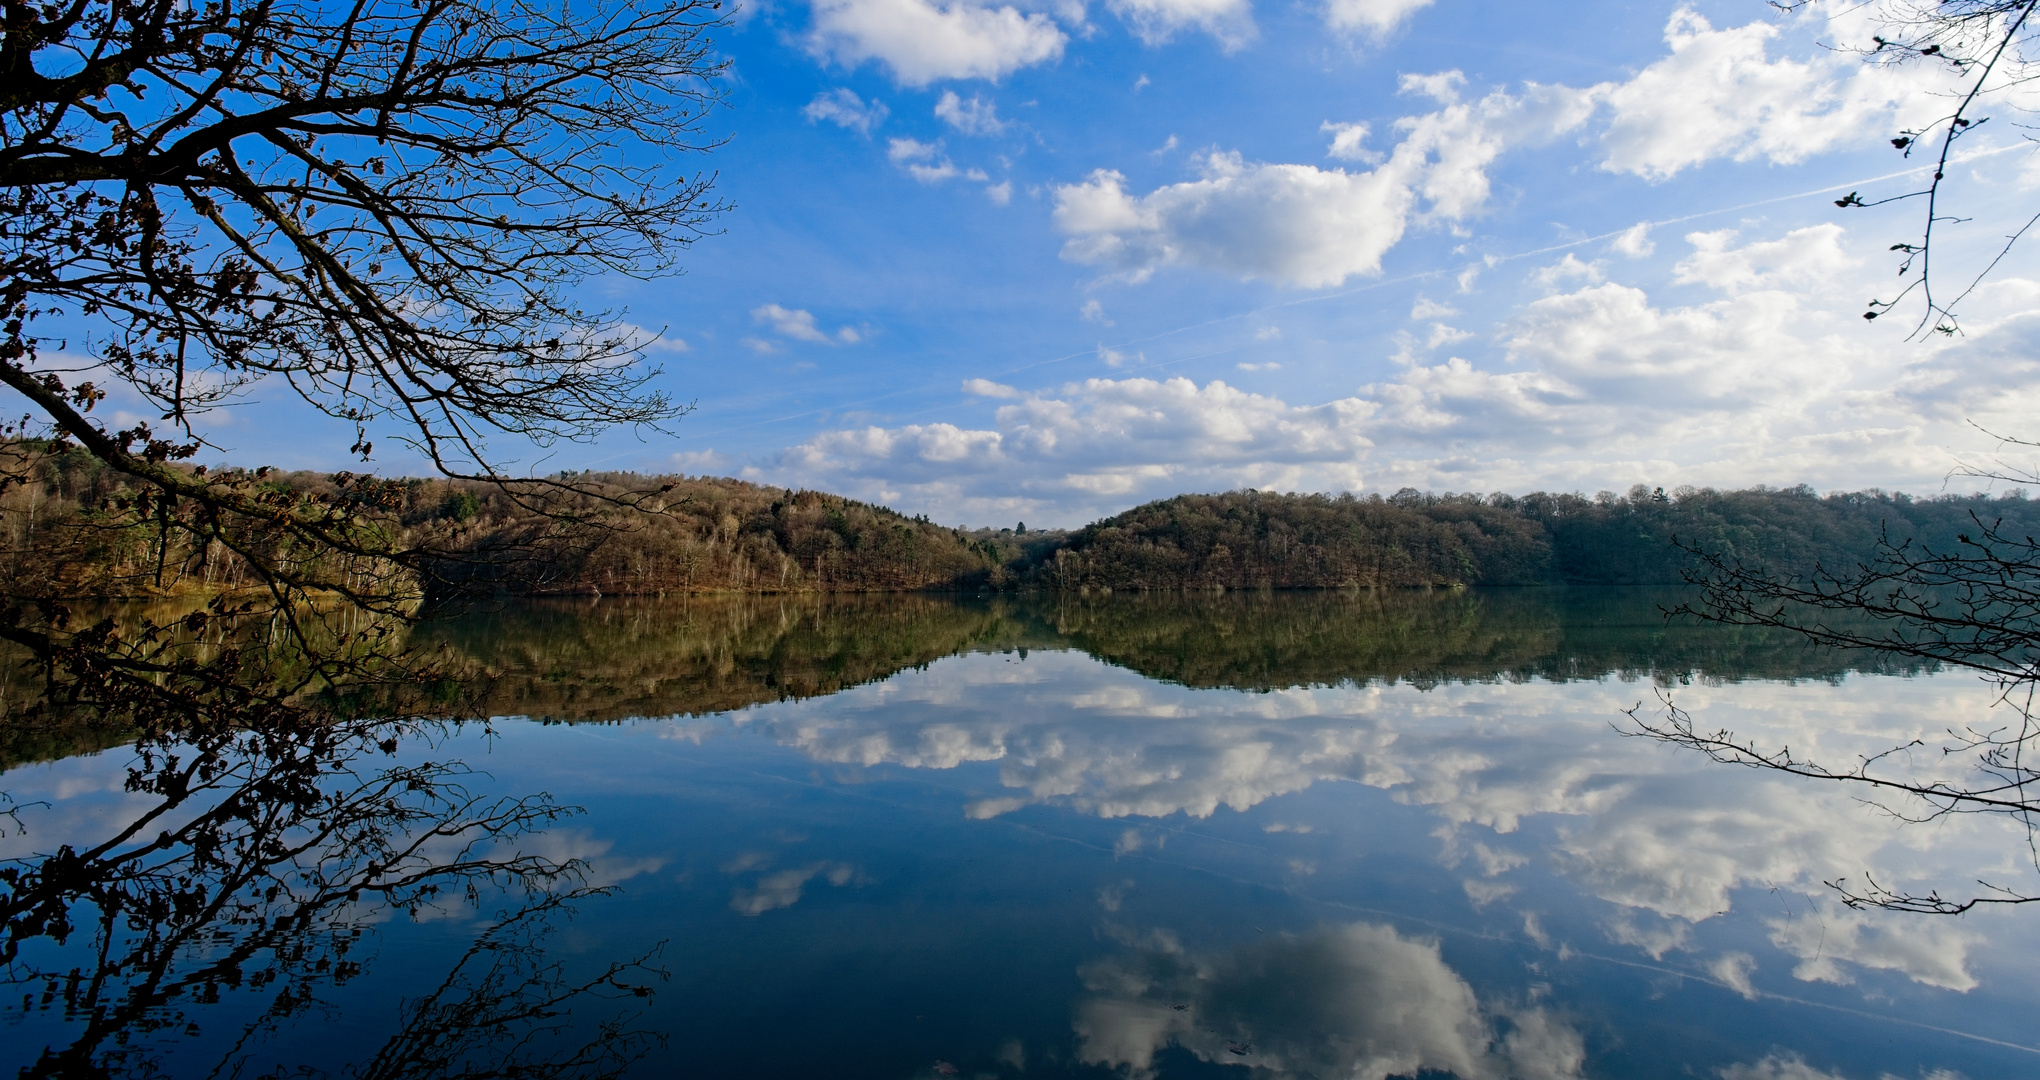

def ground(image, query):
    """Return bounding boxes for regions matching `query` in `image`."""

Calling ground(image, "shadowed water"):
[3,589,2034,1079]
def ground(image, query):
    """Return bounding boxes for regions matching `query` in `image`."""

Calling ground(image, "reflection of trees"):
[1639,521,2040,913]
[5,590,1923,755]
[1037,588,1924,693]
[347,589,1928,726]
[333,893,665,1080]
[417,594,1054,723]
[0,611,661,1079]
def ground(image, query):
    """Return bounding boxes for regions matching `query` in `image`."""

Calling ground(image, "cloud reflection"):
[728,860,860,915]
[1075,921,1584,1080]
[700,650,2028,991]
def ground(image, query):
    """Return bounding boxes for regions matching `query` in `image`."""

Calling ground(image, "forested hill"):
[0,452,1050,598]
[1035,485,2040,590]
[5,442,2035,595]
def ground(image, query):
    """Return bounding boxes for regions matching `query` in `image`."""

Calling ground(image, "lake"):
[4,588,2037,1079]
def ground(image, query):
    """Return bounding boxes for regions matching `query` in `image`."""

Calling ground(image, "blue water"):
[4,594,2036,1079]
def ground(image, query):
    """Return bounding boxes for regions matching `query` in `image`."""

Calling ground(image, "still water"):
[4,589,2038,1079]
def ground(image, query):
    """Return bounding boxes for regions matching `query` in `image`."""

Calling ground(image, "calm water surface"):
[5,589,2037,1079]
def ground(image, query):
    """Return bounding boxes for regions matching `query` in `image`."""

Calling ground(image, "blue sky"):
[196,0,2040,527]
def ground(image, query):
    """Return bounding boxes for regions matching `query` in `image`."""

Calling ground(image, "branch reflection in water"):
[0,603,665,1079]
[1,588,2022,1079]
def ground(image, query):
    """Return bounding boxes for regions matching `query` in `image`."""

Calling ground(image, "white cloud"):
[985,180,1013,204]
[696,640,2023,992]
[1529,253,1605,290]
[758,213,2040,525]
[1672,223,1853,293]
[1236,361,1281,371]
[1042,8,1972,299]
[807,0,1068,86]
[729,861,859,916]
[1765,908,1982,991]
[1398,69,1465,104]
[1077,922,1584,1080]
[1254,325,1280,340]
[671,448,728,472]
[1598,7,1953,181]
[1052,83,1597,287]
[935,90,1008,135]
[962,377,1021,397]
[773,376,1374,523]
[1717,1055,1850,1080]
[803,88,890,134]
[1707,952,1760,999]
[887,136,988,183]
[1610,222,1655,258]
[1321,120,1378,163]
[751,303,832,343]
[1106,0,1255,50]
[1081,299,1114,325]
[620,322,692,353]
[1322,0,1433,38]
[1425,323,1472,349]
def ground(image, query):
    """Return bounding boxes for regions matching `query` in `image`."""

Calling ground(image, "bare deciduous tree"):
[1633,2,2040,916]
[0,2,726,1068]
[1803,0,2040,335]
[0,0,729,656]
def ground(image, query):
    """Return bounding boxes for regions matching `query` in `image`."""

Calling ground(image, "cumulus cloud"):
[1529,254,1605,290]
[1672,223,1853,293]
[699,643,2019,991]
[1609,222,1654,258]
[1321,0,1433,38]
[1598,7,1954,180]
[758,221,2040,521]
[887,136,990,184]
[1765,908,1982,991]
[1043,8,1972,296]
[1076,921,1583,1080]
[1424,323,1472,349]
[807,0,1068,85]
[671,448,727,472]
[1051,82,1597,287]
[962,377,1021,397]
[803,88,890,134]
[1343,224,1920,489]
[935,90,1007,135]
[1320,120,1379,163]
[772,376,1375,523]
[751,303,831,343]
[1706,952,1760,999]
[751,304,862,346]
[1718,1054,1853,1080]
[729,860,859,915]
[1106,0,1255,50]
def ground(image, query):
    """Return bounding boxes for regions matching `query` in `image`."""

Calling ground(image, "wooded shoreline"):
[6,446,2034,600]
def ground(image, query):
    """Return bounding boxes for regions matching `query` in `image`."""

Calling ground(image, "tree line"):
[6,450,2035,599]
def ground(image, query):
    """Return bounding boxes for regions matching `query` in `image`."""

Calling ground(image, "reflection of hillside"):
[1017,588,1924,691]
[421,594,1059,723]
[4,590,1926,761]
